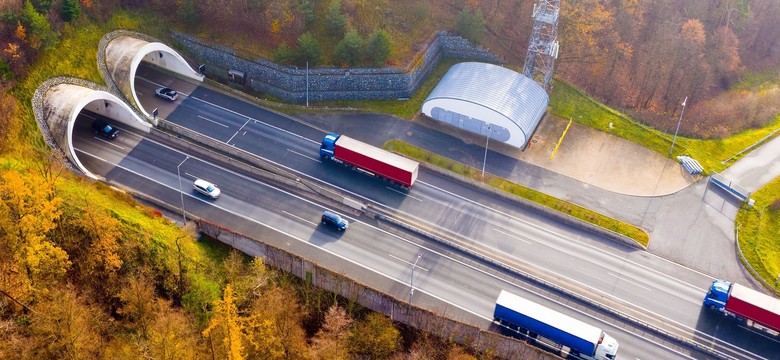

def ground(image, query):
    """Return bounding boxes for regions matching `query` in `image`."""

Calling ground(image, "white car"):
[155,87,178,101]
[193,179,220,199]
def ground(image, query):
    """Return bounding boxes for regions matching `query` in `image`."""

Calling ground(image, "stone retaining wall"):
[171,31,502,102]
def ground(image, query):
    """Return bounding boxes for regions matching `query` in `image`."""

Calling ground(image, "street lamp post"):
[177,156,189,224]
[669,96,687,156]
[482,125,491,178]
[306,62,309,107]
[408,254,422,308]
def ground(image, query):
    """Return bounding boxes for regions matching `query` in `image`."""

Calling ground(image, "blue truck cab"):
[703,279,730,311]
[320,133,339,159]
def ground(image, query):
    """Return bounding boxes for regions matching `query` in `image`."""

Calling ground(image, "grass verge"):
[11,10,170,154]
[735,181,780,292]
[550,80,780,173]
[385,140,650,247]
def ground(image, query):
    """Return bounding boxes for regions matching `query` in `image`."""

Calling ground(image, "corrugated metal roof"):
[337,135,419,173]
[424,62,548,134]
[496,290,602,343]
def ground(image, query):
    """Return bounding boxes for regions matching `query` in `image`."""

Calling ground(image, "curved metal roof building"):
[421,62,549,149]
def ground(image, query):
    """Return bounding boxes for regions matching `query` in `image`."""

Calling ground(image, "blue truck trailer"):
[494,290,619,360]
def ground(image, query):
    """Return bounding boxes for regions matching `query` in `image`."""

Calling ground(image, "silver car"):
[155,87,178,101]
[193,178,220,199]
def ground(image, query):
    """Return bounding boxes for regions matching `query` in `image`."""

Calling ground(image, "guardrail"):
[372,211,731,360]
[710,172,750,202]
[152,119,733,359]
[721,126,780,164]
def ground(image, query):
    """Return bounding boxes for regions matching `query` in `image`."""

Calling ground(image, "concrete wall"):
[171,31,502,102]
[196,220,555,360]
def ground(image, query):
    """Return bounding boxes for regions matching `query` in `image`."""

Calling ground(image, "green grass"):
[736,180,780,292]
[11,10,169,153]
[386,140,650,247]
[549,80,780,173]
[733,67,780,91]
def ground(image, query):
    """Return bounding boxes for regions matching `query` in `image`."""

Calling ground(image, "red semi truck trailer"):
[703,279,780,335]
[319,133,420,189]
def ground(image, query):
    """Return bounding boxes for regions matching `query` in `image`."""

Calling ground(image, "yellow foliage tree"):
[246,285,309,359]
[3,43,21,59]
[349,312,401,359]
[75,203,123,278]
[29,285,105,359]
[145,299,201,359]
[15,21,26,41]
[271,19,281,34]
[0,170,68,306]
[203,284,244,360]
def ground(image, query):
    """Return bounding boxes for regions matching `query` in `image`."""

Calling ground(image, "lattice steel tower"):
[523,0,560,91]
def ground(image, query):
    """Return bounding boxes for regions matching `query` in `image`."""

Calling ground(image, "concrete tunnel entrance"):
[33,33,204,180]
[37,82,151,180]
[104,34,204,117]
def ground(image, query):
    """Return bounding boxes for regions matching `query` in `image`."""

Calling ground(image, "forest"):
[0,0,779,359]
[3,1,780,138]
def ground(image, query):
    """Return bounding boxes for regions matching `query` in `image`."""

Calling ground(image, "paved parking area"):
[517,115,697,196]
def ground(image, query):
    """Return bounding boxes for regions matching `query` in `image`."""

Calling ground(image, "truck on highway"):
[703,279,780,335]
[319,133,419,189]
[493,290,619,360]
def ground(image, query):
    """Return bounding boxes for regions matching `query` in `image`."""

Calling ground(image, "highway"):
[73,116,707,359]
[72,64,780,359]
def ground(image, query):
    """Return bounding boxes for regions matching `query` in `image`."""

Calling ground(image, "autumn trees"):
[0,168,469,359]
[553,0,780,137]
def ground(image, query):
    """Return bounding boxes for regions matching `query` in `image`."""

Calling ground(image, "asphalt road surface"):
[64,65,780,359]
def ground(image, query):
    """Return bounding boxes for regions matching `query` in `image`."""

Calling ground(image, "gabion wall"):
[171,31,502,102]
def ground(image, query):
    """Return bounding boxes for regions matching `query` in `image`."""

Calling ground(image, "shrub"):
[273,42,297,65]
[60,0,80,22]
[454,8,486,44]
[366,29,391,66]
[296,32,321,66]
[325,0,346,37]
[333,29,363,66]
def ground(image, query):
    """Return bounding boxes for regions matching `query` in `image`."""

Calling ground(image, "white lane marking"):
[93,137,125,150]
[492,227,532,245]
[387,187,423,201]
[76,143,727,359]
[184,90,318,145]
[418,179,710,291]
[288,149,322,163]
[159,125,723,349]
[125,80,741,356]
[227,119,250,144]
[283,211,318,226]
[75,146,488,321]
[197,115,229,128]
[608,272,651,291]
[387,254,429,272]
